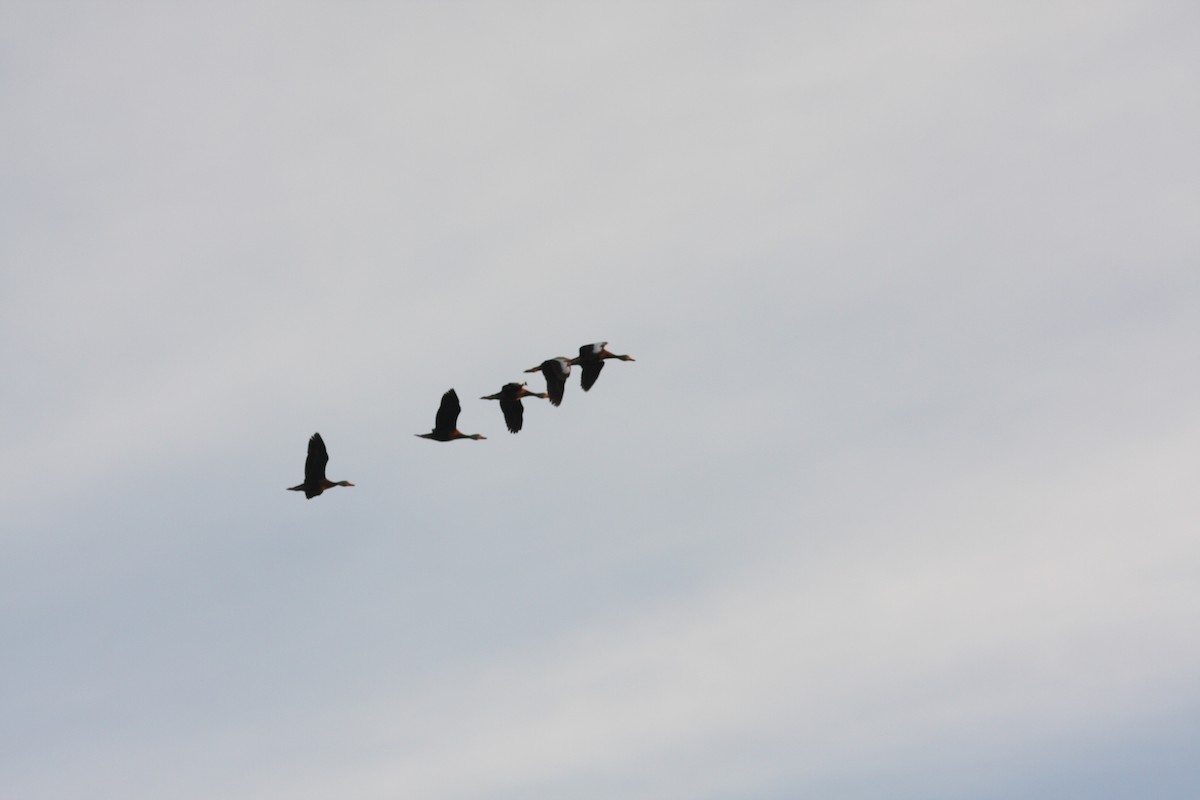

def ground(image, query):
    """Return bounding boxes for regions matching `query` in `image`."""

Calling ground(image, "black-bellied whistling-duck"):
[416,389,487,441]
[481,382,549,434]
[570,341,636,391]
[524,357,571,406]
[288,433,355,499]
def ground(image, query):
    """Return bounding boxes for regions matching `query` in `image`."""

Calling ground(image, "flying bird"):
[523,356,571,406]
[481,382,549,434]
[288,433,354,499]
[416,389,487,441]
[570,341,636,391]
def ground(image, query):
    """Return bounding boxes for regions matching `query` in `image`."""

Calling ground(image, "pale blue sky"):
[2,2,1198,798]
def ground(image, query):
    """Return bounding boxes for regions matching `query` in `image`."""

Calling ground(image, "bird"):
[416,389,487,441]
[523,356,572,406]
[481,382,549,433]
[288,432,354,499]
[570,341,636,391]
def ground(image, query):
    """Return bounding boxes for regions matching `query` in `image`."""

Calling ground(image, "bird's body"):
[523,356,571,406]
[481,382,549,433]
[288,433,354,499]
[570,341,636,391]
[416,389,487,441]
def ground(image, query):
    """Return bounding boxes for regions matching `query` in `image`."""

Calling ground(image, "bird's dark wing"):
[580,360,605,391]
[305,433,329,485]
[546,376,565,405]
[541,358,569,406]
[434,389,462,436]
[499,398,523,433]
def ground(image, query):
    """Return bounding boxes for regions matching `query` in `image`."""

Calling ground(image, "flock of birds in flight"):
[288,341,636,499]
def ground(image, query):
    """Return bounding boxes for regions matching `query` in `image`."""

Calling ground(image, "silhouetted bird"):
[523,356,571,406]
[481,382,549,434]
[570,341,635,391]
[416,389,487,441]
[288,433,354,499]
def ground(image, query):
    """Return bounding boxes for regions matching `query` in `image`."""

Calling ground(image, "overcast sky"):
[2,2,1199,798]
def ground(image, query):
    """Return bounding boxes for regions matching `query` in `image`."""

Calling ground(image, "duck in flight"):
[416,389,487,441]
[570,341,636,391]
[481,382,549,433]
[523,356,571,406]
[288,433,355,499]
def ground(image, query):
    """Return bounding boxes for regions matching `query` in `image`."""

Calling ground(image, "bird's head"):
[601,348,635,362]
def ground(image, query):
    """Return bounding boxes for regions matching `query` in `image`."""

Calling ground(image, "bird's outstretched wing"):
[434,389,462,437]
[499,399,523,433]
[580,361,605,391]
[542,358,569,406]
[305,433,329,486]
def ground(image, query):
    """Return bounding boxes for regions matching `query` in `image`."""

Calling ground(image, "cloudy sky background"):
[2,2,1198,797]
